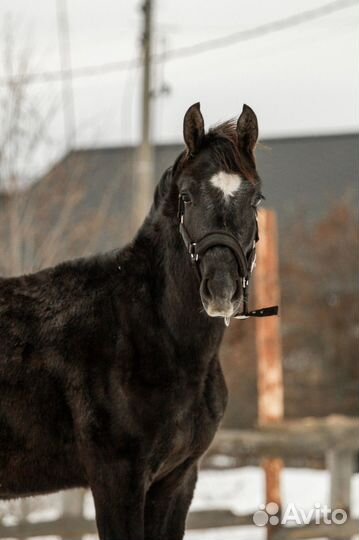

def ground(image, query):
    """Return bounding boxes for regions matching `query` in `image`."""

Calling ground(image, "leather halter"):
[177,194,278,320]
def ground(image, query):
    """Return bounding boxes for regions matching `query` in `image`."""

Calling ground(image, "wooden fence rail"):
[0,510,255,538]
[207,415,359,458]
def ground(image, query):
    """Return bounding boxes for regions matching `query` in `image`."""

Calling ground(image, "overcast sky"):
[0,0,357,170]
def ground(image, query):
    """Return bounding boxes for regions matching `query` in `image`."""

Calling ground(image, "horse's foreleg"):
[87,458,146,540]
[144,461,198,540]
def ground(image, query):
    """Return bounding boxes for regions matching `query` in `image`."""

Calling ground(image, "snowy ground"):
[186,467,359,539]
[1,467,358,539]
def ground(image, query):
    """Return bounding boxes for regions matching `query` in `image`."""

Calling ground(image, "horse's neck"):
[136,215,224,353]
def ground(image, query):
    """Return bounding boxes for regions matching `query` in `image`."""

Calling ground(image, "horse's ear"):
[237,104,258,155]
[183,102,205,155]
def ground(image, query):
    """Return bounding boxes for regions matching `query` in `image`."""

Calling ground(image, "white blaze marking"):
[210,172,242,201]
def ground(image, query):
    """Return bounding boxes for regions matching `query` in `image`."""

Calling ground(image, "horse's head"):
[169,102,264,321]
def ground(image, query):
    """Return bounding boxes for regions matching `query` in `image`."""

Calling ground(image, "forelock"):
[206,120,255,182]
[172,120,257,183]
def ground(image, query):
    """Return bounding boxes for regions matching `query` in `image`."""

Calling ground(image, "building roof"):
[49,133,357,211]
[9,132,359,256]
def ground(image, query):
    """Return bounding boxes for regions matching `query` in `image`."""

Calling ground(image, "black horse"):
[0,103,266,540]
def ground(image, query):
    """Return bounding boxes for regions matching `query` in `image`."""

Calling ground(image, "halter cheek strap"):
[177,194,278,320]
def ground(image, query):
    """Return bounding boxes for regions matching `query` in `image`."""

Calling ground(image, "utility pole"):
[141,0,152,149]
[56,0,76,150]
[131,0,154,233]
[255,209,284,540]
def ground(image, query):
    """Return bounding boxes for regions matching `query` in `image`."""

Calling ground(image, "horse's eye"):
[252,194,265,208]
[181,193,192,204]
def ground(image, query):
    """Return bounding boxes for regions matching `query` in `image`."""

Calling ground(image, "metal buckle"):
[189,243,198,262]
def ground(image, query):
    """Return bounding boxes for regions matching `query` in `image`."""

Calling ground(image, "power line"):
[0,0,357,86]
[0,57,138,86]
[162,0,359,61]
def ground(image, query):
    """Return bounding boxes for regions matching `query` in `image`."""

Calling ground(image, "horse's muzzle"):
[200,273,242,319]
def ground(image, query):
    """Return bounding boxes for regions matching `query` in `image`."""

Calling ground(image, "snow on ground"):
[1,467,358,539]
[185,467,359,539]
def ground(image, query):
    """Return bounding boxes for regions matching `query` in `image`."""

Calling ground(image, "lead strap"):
[234,305,279,319]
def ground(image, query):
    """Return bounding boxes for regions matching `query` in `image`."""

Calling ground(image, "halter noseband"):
[177,193,278,320]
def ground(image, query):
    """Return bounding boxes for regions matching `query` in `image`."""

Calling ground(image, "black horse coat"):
[0,103,261,540]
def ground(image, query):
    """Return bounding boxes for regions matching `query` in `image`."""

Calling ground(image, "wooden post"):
[255,209,284,538]
[326,448,355,540]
